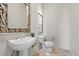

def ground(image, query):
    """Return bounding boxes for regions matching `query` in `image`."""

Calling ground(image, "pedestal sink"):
[7,37,36,56]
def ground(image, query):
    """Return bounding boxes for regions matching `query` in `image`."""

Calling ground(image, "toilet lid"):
[42,41,54,47]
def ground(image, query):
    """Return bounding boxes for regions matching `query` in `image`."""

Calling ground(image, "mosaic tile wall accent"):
[0,3,30,33]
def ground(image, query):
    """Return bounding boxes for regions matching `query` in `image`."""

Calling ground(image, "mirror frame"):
[0,3,31,33]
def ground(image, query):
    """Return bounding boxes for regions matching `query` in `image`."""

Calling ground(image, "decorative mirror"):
[0,3,31,33]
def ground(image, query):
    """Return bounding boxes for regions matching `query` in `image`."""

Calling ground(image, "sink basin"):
[7,37,36,51]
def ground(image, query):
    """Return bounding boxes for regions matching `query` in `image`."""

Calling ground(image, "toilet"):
[42,41,54,52]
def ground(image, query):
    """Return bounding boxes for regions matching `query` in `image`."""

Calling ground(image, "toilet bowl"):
[42,41,54,52]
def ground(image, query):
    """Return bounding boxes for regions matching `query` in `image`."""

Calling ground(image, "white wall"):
[70,4,79,55]
[43,4,59,47]
[30,3,39,34]
[43,3,79,55]
[58,4,71,50]
[43,4,71,49]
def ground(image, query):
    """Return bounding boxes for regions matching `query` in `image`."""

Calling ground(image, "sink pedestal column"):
[19,49,28,56]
